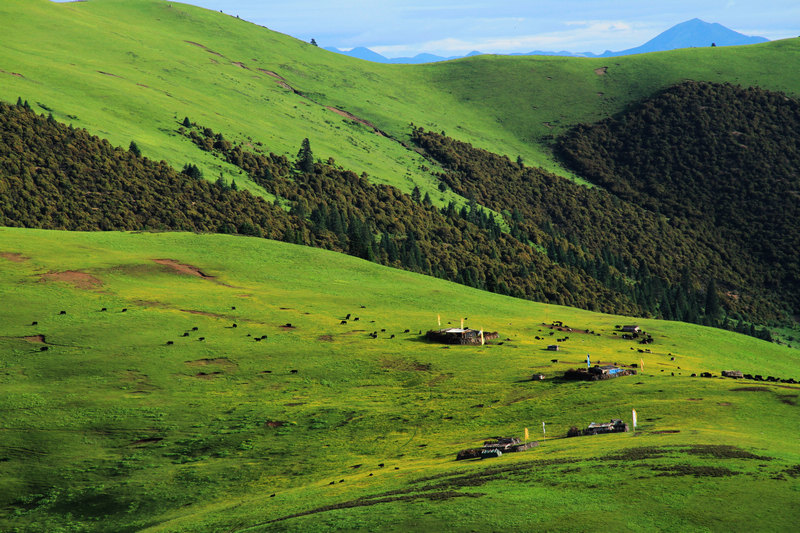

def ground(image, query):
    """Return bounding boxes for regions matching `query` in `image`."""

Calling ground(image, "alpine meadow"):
[1,1,799,531]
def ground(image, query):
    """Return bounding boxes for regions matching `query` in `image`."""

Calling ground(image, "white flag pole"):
[542,421,546,442]
[632,408,638,435]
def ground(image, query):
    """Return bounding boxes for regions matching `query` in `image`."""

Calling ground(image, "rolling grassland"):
[1,228,798,531]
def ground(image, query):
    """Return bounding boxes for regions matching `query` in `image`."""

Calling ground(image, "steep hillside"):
[1,227,799,532]
[558,81,800,317]
[2,0,800,196]
[0,101,643,314]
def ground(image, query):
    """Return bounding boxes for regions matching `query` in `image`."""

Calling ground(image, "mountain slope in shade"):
[326,19,769,63]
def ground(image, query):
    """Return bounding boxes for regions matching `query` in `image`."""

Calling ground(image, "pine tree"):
[129,141,142,157]
[182,116,191,128]
[297,138,314,173]
[310,38,318,47]
[411,186,421,203]
[704,277,721,318]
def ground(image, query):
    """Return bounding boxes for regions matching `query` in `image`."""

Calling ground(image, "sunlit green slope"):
[1,227,798,531]
[2,0,800,196]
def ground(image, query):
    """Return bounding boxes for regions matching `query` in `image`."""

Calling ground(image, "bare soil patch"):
[731,386,771,392]
[185,358,237,371]
[318,335,334,342]
[22,335,46,344]
[154,259,237,287]
[39,270,103,290]
[594,66,608,76]
[266,420,286,428]
[0,252,28,262]
[153,259,213,278]
[231,61,249,69]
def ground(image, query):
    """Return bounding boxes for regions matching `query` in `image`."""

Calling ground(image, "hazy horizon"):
[165,0,798,57]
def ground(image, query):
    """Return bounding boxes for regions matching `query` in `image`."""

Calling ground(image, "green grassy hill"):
[1,227,799,531]
[2,0,800,198]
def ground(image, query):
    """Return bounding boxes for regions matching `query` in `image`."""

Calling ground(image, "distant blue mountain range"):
[324,19,769,64]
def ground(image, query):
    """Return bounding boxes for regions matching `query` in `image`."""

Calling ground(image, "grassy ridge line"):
[3,0,800,197]
[1,227,799,531]
[0,0,452,203]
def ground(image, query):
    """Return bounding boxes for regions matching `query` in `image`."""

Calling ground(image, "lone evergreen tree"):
[297,138,314,173]
[182,116,191,128]
[310,38,318,47]
[411,186,421,203]
[129,141,141,157]
[704,278,721,319]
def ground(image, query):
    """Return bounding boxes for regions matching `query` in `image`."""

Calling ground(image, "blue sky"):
[181,1,798,56]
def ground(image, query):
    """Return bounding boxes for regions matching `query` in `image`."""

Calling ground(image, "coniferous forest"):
[0,91,789,339]
[558,81,800,328]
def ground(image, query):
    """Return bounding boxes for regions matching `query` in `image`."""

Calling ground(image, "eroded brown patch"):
[232,61,249,69]
[179,309,226,318]
[39,270,103,290]
[184,40,223,56]
[257,69,285,80]
[731,387,771,392]
[185,357,237,371]
[0,252,28,262]
[22,335,46,344]
[266,420,286,428]
[153,259,213,278]
[594,66,608,76]
[194,371,222,380]
[325,106,387,136]
[318,335,334,342]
